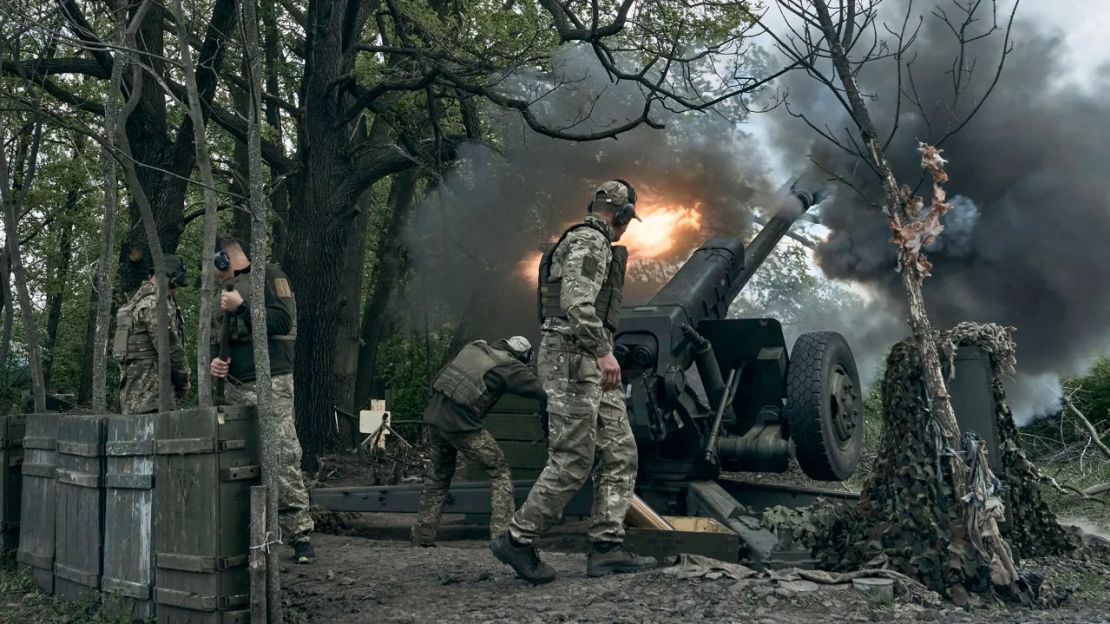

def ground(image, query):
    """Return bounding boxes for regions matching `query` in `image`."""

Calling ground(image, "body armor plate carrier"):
[432,341,515,418]
[537,223,627,332]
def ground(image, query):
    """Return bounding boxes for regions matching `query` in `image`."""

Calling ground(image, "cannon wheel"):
[784,332,863,481]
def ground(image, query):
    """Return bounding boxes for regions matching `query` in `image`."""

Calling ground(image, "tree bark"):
[811,1,960,439]
[0,122,47,413]
[352,171,418,413]
[332,190,374,416]
[242,0,283,618]
[90,2,127,412]
[170,0,222,408]
[113,0,238,293]
[0,245,12,375]
[117,0,174,413]
[43,211,75,388]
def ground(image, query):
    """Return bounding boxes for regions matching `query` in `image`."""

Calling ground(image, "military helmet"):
[505,336,534,364]
[590,180,640,226]
[149,254,188,288]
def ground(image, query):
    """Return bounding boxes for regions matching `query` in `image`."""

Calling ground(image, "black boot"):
[587,542,655,577]
[293,539,317,565]
[490,533,556,584]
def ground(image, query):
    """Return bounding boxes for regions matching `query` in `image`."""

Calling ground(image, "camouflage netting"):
[812,322,1078,604]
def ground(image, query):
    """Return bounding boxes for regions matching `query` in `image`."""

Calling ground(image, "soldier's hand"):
[220,289,244,312]
[175,380,191,398]
[210,357,230,379]
[598,351,621,391]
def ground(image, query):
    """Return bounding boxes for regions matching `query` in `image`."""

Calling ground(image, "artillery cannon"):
[312,190,867,567]
[615,191,863,486]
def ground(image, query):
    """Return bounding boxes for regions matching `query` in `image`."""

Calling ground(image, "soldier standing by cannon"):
[411,336,546,547]
[112,254,191,414]
[490,180,656,584]
[208,236,316,564]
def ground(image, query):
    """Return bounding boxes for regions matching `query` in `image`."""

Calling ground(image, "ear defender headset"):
[588,179,638,227]
[611,179,638,227]
[214,241,231,272]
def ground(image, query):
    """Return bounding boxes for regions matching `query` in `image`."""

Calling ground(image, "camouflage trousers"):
[412,426,513,545]
[225,373,315,542]
[509,333,637,545]
[119,360,176,415]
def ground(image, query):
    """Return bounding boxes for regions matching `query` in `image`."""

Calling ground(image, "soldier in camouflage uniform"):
[412,336,546,547]
[113,254,191,414]
[491,180,656,584]
[207,236,316,564]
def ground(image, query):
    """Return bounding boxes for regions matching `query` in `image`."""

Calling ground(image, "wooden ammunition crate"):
[0,414,25,552]
[18,414,60,593]
[54,415,109,603]
[103,413,157,620]
[153,405,259,624]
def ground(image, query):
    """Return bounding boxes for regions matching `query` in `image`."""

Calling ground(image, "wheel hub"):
[828,363,859,448]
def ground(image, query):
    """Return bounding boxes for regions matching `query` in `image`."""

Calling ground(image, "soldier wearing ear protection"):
[112,254,192,414]
[492,180,654,584]
[208,235,316,564]
[412,336,546,547]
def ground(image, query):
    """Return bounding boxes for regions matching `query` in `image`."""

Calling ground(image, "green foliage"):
[374,329,454,437]
[1064,357,1110,430]
[0,557,137,624]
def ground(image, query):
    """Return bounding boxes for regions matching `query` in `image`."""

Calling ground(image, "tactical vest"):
[432,341,516,418]
[112,289,157,363]
[537,223,627,332]
[215,267,298,345]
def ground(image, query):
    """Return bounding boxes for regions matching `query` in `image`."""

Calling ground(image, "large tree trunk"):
[118,0,174,413]
[117,0,238,293]
[43,211,75,388]
[352,171,418,413]
[332,190,374,416]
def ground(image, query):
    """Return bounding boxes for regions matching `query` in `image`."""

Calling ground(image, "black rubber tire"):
[783,331,863,481]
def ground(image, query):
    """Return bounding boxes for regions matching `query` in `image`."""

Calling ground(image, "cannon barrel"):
[643,192,816,327]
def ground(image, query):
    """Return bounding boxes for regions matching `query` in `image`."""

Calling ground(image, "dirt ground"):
[281,514,1110,624]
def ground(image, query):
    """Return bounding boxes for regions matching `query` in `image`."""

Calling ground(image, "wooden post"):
[250,485,268,623]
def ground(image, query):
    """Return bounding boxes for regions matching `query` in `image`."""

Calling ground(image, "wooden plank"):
[53,414,107,604]
[0,415,26,552]
[103,413,156,621]
[17,414,59,594]
[154,406,258,623]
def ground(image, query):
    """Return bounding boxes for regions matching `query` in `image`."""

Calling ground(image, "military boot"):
[490,533,556,584]
[586,542,656,577]
[293,539,317,565]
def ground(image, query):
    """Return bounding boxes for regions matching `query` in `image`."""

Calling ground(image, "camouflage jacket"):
[115,281,190,412]
[541,214,616,358]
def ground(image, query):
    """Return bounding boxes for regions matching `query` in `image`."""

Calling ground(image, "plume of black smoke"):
[760,3,1110,419]
[406,45,778,342]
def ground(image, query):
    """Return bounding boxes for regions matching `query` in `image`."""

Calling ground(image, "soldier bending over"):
[412,336,545,546]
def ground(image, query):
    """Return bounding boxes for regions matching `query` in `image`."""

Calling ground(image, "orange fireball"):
[620,201,703,259]
[514,200,703,285]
